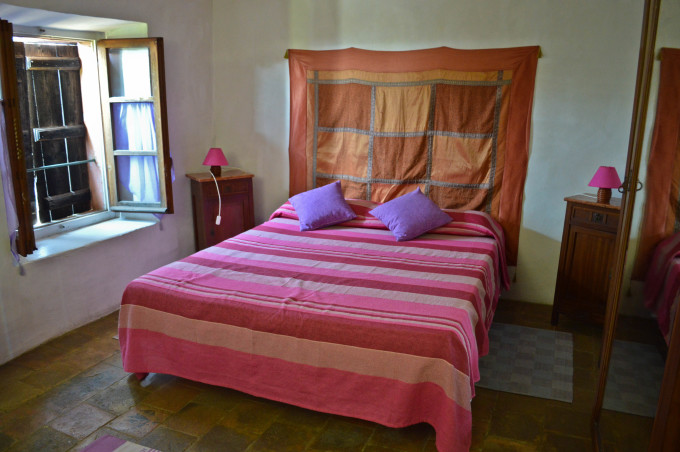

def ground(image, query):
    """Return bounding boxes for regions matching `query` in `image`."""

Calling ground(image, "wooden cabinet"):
[186,170,254,251]
[551,194,621,325]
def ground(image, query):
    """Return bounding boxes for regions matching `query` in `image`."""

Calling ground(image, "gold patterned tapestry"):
[288,47,540,264]
[634,48,680,279]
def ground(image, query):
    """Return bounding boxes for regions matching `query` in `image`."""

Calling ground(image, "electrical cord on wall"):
[209,171,222,225]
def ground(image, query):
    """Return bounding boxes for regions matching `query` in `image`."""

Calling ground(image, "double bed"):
[119,46,539,451]
[119,200,508,452]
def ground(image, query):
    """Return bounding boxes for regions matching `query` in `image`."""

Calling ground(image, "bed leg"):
[134,372,149,381]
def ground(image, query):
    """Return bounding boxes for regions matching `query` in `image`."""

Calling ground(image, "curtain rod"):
[284,47,543,59]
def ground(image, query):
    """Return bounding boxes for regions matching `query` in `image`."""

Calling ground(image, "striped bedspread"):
[119,199,509,452]
[645,231,680,344]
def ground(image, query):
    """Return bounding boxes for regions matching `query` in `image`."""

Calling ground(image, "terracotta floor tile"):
[489,408,544,443]
[247,421,318,452]
[138,425,196,452]
[276,404,330,432]
[0,363,33,385]
[219,399,281,435]
[544,404,591,438]
[187,425,257,452]
[49,403,115,439]
[141,381,200,413]
[190,385,247,410]
[46,330,93,353]
[481,436,539,451]
[368,423,434,452]
[19,361,81,391]
[543,431,592,452]
[0,432,15,452]
[0,380,43,412]
[10,345,67,371]
[108,405,169,438]
[0,394,62,440]
[163,402,226,437]
[5,426,77,452]
[307,418,373,452]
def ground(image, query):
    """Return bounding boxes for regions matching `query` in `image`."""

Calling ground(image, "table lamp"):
[202,147,229,177]
[588,166,621,204]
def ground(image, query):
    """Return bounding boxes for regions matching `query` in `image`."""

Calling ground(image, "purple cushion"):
[289,181,356,231]
[369,188,451,241]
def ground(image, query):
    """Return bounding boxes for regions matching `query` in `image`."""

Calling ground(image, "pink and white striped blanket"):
[118,199,509,452]
[644,231,680,344]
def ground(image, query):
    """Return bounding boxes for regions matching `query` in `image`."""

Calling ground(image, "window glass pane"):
[107,47,152,98]
[115,155,160,203]
[111,102,156,151]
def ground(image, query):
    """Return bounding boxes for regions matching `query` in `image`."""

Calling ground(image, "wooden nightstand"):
[551,194,621,325]
[186,169,254,251]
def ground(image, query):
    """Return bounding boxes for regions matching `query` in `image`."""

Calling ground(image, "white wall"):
[0,0,213,364]
[211,0,680,310]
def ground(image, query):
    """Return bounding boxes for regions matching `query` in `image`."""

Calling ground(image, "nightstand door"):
[200,179,253,246]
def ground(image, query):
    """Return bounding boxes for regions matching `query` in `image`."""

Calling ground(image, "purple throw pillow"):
[289,181,356,231]
[369,188,451,241]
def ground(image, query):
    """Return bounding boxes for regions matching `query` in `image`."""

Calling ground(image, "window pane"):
[111,102,156,152]
[115,155,160,203]
[107,47,152,98]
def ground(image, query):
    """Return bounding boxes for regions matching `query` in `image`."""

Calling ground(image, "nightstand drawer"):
[571,206,619,232]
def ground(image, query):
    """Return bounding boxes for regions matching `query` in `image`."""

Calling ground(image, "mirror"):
[593,0,680,450]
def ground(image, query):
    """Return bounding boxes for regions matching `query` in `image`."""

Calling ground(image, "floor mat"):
[477,323,573,402]
[603,339,664,418]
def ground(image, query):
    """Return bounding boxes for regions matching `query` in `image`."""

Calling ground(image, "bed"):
[644,231,680,345]
[120,46,538,451]
[119,199,509,452]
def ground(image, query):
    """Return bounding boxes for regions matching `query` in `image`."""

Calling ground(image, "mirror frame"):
[590,0,661,449]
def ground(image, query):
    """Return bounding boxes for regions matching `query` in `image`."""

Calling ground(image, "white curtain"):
[113,102,160,203]
[0,106,20,261]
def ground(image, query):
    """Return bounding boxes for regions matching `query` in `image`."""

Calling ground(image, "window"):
[0,19,173,257]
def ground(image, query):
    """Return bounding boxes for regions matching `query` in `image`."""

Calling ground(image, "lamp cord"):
[209,171,222,225]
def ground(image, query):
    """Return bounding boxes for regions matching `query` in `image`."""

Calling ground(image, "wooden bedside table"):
[551,194,621,325]
[186,169,254,251]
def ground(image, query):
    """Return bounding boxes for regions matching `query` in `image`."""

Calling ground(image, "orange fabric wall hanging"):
[287,46,540,265]
[634,48,680,279]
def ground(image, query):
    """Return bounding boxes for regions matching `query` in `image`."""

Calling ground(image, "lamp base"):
[597,187,612,204]
[210,165,221,177]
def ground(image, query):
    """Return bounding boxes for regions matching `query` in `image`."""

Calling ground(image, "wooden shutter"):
[97,38,173,214]
[0,19,35,256]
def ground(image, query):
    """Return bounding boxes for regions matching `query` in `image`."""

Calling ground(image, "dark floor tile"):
[19,361,82,391]
[164,402,226,437]
[49,403,114,439]
[6,426,77,452]
[108,405,169,438]
[367,423,433,452]
[247,421,318,452]
[0,432,14,452]
[141,380,200,413]
[40,363,127,414]
[472,386,498,422]
[276,404,330,432]
[544,404,590,438]
[139,426,196,452]
[190,385,246,410]
[0,394,61,441]
[599,410,654,452]
[46,330,93,353]
[542,431,592,452]
[0,363,33,385]
[219,399,281,435]
[87,375,150,415]
[11,345,68,371]
[307,418,373,451]
[187,425,257,452]
[481,436,539,451]
[0,380,43,412]
[489,407,544,443]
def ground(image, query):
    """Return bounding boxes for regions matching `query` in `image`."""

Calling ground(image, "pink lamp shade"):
[588,166,621,204]
[202,147,229,177]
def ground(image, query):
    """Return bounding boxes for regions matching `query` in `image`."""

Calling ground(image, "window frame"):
[1,24,173,257]
[97,37,173,214]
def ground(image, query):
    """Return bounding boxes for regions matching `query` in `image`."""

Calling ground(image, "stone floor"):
[0,299,659,452]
